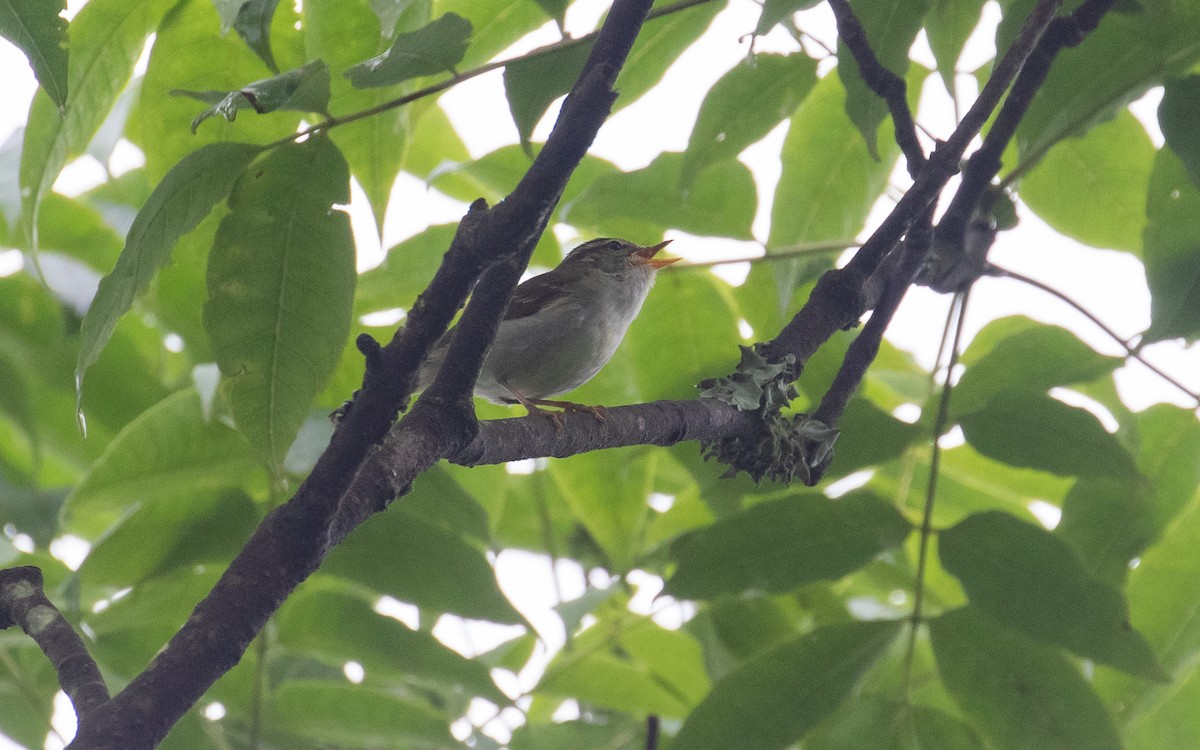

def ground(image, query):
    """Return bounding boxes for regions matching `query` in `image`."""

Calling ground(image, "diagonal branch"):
[937,0,1119,243]
[0,567,109,720]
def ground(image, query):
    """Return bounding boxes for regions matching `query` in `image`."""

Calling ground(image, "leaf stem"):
[263,0,722,152]
[903,287,971,696]
[988,264,1200,407]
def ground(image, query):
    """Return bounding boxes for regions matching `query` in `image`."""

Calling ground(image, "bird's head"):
[561,238,679,276]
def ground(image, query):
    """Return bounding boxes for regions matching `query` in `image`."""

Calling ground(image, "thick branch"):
[0,567,109,719]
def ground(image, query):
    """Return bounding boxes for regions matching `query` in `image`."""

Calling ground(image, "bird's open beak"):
[633,239,680,269]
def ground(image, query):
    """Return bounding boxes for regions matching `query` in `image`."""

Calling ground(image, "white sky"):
[1,0,1198,747]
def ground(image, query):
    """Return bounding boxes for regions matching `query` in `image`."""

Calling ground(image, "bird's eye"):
[607,240,624,252]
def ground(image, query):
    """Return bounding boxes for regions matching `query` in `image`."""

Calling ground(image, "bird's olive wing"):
[503,271,570,321]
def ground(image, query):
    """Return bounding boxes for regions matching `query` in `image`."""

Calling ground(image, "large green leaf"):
[1014,5,1200,170]
[836,0,931,158]
[806,694,988,749]
[681,52,818,189]
[1019,110,1154,254]
[666,492,910,599]
[951,316,1122,417]
[958,390,1140,479]
[0,0,69,109]
[539,610,709,718]
[563,152,756,239]
[174,59,331,132]
[230,0,281,72]
[130,0,301,183]
[939,510,1166,680]
[1096,496,1200,731]
[1159,75,1200,190]
[304,0,424,234]
[19,0,176,238]
[1142,146,1200,343]
[203,136,355,468]
[344,13,471,88]
[62,389,259,537]
[767,68,917,294]
[322,507,523,624]
[265,681,455,748]
[671,620,900,750]
[77,142,264,392]
[277,586,505,702]
[930,607,1122,750]
[78,489,258,587]
[925,0,986,99]
[503,41,592,151]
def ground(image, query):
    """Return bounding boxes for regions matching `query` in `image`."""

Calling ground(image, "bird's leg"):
[499,383,605,432]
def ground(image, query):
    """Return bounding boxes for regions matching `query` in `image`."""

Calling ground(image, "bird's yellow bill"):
[634,239,680,269]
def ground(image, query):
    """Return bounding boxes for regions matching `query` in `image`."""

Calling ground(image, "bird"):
[417,237,679,423]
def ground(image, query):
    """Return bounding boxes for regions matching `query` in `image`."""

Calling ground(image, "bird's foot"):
[529,398,606,424]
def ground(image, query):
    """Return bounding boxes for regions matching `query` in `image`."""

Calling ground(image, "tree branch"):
[938,0,1119,243]
[828,0,926,174]
[0,567,108,720]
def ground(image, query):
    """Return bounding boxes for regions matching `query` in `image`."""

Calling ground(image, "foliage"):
[0,0,1198,748]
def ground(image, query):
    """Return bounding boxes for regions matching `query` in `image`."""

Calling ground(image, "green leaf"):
[77,142,264,394]
[79,490,258,587]
[951,316,1122,416]
[503,41,591,152]
[1014,7,1200,169]
[563,152,756,239]
[925,0,986,99]
[322,507,523,624]
[613,0,724,110]
[355,224,456,315]
[930,607,1122,750]
[266,681,455,748]
[1142,145,1200,343]
[939,510,1166,680]
[19,0,176,244]
[231,0,281,71]
[344,13,471,88]
[681,53,818,189]
[958,390,1140,479]
[1019,110,1154,253]
[836,0,931,158]
[1055,477,1155,583]
[434,0,544,68]
[806,694,988,749]
[509,718,645,750]
[131,0,301,183]
[174,59,330,132]
[1160,75,1200,189]
[767,70,913,292]
[1094,497,1200,743]
[671,620,900,750]
[0,0,69,109]
[277,587,505,702]
[203,136,355,469]
[755,0,823,35]
[666,492,910,599]
[304,0,419,235]
[63,389,259,538]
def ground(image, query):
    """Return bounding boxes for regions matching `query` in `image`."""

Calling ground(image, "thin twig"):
[989,264,1200,407]
[264,0,721,152]
[903,288,970,695]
